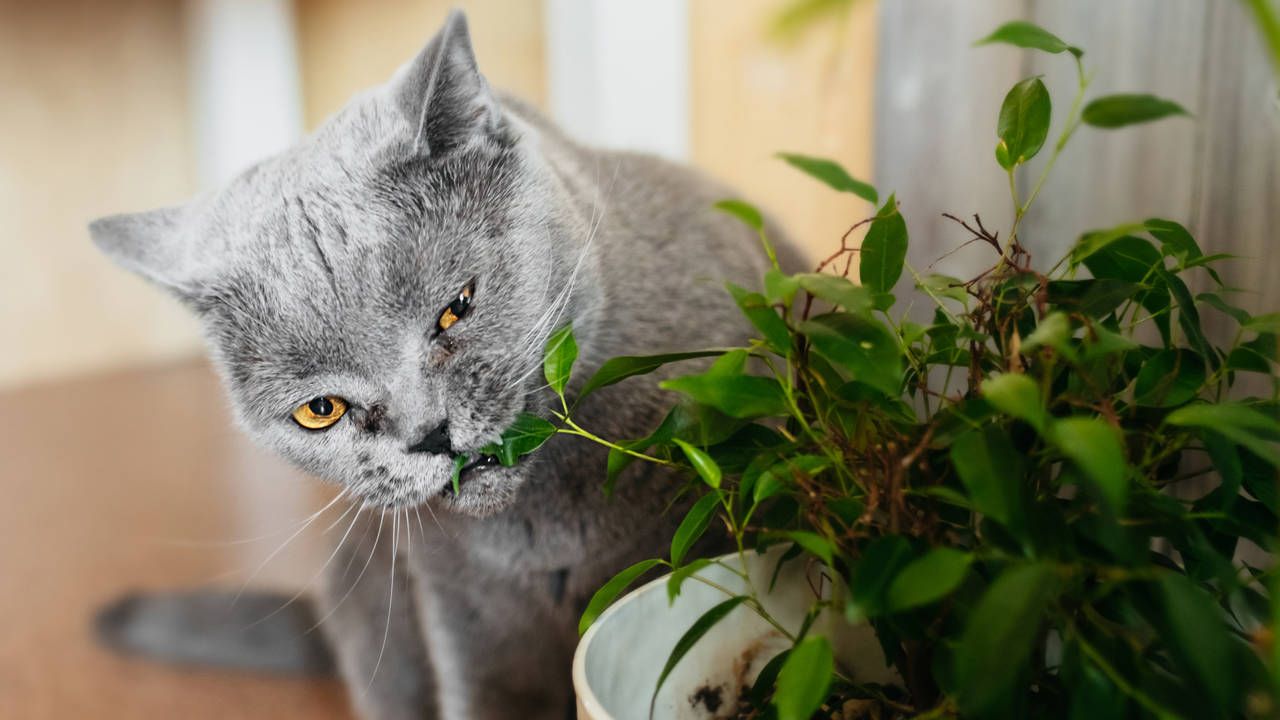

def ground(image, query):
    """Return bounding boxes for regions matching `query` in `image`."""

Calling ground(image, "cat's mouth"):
[439,452,516,497]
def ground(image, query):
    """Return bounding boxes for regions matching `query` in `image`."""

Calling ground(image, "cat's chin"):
[434,464,523,518]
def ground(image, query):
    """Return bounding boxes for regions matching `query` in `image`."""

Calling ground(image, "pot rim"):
[571,567,675,720]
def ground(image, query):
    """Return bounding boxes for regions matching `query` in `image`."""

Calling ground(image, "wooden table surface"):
[0,360,355,719]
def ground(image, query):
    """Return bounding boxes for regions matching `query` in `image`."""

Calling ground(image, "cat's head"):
[90,12,594,517]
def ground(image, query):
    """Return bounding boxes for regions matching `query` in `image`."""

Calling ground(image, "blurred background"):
[0,0,1275,717]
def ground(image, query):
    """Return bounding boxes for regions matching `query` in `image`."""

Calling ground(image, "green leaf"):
[795,273,875,315]
[481,413,557,467]
[764,268,801,305]
[543,324,577,396]
[670,492,721,566]
[956,564,1060,716]
[666,557,712,603]
[651,596,748,712]
[1133,349,1206,407]
[976,20,1082,57]
[773,530,835,568]
[777,152,877,203]
[714,198,763,231]
[1228,346,1274,374]
[1022,311,1073,355]
[604,447,634,496]
[980,373,1047,432]
[661,359,790,420]
[860,196,908,293]
[996,77,1052,169]
[579,559,663,635]
[951,426,1026,528]
[1048,417,1128,511]
[1068,224,1151,267]
[579,350,726,399]
[1145,218,1203,262]
[450,454,466,495]
[1080,234,1164,283]
[673,439,723,489]
[727,283,792,355]
[1081,323,1138,360]
[799,312,903,397]
[1166,403,1280,466]
[846,535,914,622]
[1157,573,1237,710]
[1198,292,1251,324]
[886,548,973,612]
[1082,93,1189,128]
[1245,312,1280,334]
[773,636,834,720]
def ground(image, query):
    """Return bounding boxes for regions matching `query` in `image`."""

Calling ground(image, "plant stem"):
[556,418,676,467]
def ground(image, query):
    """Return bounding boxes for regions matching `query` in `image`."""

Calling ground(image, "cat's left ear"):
[89,204,205,299]
[393,10,507,156]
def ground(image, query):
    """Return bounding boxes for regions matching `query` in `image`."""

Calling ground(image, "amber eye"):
[292,396,348,430]
[436,280,475,333]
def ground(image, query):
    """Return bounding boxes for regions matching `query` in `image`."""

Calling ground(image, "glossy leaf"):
[976,20,1082,57]
[661,364,790,420]
[886,548,973,612]
[773,530,835,568]
[846,535,914,622]
[860,196,908,293]
[956,563,1060,715]
[666,557,712,603]
[727,282,791,355]
[481,413,557,467]
[1166,403,1280,466]
[579,350,726,399]
[543,324,578,396]
[1049,417,1128,511]
[800,312,903,397]
[714,199,763,231]
[773,636,834,720]
[579,559,663,635]
[1133,349,1205,407]
[996,77,1052,169]
[981,373,1047,432]
[1157,573,1237,710]
[673,439,723,489]
[795,272,875,314]
[1082,94,1189,128]
[951,426,1025,528]
[777,152,877,203]
[651,596,748,712]
[670,492,722,566]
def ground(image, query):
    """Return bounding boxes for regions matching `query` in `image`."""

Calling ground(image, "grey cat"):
[91,11,800,720]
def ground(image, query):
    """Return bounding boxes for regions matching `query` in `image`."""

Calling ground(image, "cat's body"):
[91,12,800,719]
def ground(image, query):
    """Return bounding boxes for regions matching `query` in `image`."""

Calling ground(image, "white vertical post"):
[185,0,304,188]
[544,0,690,161]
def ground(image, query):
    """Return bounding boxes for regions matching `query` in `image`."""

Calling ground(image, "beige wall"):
[0,0,202,391]
[690,0,877,262]
[296,0,547,127]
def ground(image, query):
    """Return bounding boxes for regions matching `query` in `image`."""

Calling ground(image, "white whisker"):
[366,509,400,691]
[231,488,348,608]
[306,506,384,633]
[242,505,364,630]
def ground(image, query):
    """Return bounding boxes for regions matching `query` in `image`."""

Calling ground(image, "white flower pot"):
[572,549,899,720]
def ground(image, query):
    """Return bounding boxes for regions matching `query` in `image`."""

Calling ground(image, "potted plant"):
[469,20,1280,719]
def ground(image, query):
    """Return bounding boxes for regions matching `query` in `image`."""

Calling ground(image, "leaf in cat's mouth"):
[441,412,558,496]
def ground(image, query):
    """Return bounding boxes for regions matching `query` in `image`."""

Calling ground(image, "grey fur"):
[91,11,800,719]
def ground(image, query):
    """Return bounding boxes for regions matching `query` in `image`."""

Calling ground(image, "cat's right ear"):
[392,10,508,156]
[89,205,203,299]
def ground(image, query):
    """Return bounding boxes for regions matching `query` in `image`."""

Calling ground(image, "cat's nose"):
[407,421,453,455]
